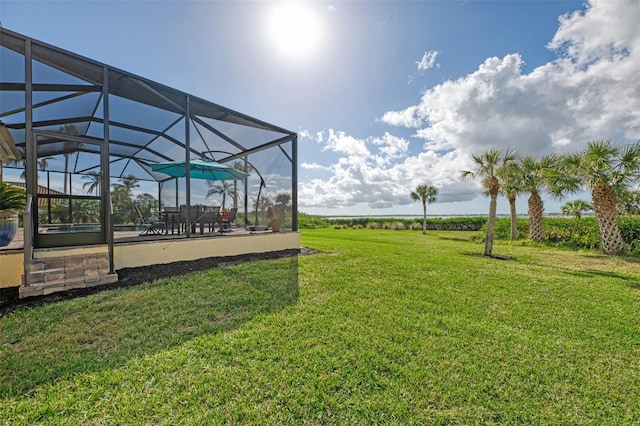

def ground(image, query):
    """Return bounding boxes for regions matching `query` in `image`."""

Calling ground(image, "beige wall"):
[0,232,300,287]
[114,232,300,269]
[1,233,300,289]
[0,251,23,288]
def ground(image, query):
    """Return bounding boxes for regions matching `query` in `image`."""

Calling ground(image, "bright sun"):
[267,3,322,61]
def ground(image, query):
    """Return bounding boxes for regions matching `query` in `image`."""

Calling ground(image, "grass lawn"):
[2,229,640,424]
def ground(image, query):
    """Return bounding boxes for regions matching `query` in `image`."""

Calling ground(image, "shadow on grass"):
[0,251,299,399]
[562,268,639,283]
[435,236,471,242]
[521,257,640,289]
[461,252,517,261]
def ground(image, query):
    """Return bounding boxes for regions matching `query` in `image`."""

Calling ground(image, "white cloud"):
[548,0,640,66]
[298,128,475,209]
[323,129,370,157]
[301,162,333,171]
[383,0,640,157]
[299,129,312,139]
[380,106,421,128]
[370,132,409,166]
[417,50,439,71]
[300,0,640,211]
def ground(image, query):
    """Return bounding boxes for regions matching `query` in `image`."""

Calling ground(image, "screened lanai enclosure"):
[0,27,298,250]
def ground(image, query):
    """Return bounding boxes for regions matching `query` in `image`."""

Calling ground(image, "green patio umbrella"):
[151,158,248,181]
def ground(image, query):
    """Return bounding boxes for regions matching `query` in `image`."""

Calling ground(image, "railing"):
[22,194,34,286]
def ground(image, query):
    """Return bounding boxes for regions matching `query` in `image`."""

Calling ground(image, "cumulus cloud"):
[323,129,370,157]
[548,0,640,65]
[299,130,415,208]
[298,129,474,209]
[300,0,640,210]
[383,0,640,156]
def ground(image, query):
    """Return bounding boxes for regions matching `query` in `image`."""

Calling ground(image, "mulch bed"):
[1,247,318,318]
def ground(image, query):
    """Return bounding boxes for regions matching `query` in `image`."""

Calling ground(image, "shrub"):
[426,217,486,231]
[619,216,640,254]
[483,216,640,252]
[298,213,330,229]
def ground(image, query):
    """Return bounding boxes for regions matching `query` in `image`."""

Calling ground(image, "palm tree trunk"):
[485,193,498,256]
[592,181,624,254]
[422,201,427,235]
[64,154,69,194]
[528,190,544,242]
[508,194,517,240]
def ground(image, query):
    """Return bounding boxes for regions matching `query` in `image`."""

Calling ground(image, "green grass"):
[2,229,640,424]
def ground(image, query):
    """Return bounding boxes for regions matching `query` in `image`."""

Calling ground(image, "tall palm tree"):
[57,124,79,194]
[110,183,129,204]
[497,161,523,240]
[461,148,517,256]
[519,154,558,242]
[410,184,438,235]
[118,174,140,198]
[82,171,101,196]
[561,199,592,220]
[564,140,640,254]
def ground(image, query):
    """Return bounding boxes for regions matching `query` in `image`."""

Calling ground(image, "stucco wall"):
[114,232,300,269]
[0,232,301,289]
[0,251,23,288]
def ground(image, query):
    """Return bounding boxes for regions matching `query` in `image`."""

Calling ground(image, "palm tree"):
[410,184,438,235]
[82,170,101,196]
[118,174,140,198]
[19,156,53,180]
[561,199,593,242]
[519,155,558,242]
[563,140,640,254]
[561,200,592,220]
[57,124,79,194]
[206,181,233,211]
[461,148,517,256]
[497,161,523,240]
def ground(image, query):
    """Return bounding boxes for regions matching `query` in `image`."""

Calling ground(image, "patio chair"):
[162,206,180,234]
[134,204,162,236]
[178,205,202,235]
[202,206,221,233]
[220,207,237,232]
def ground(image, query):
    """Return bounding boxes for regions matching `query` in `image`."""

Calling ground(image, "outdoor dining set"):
[136,205,237,236]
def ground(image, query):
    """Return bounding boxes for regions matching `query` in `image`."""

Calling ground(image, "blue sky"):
[1,0,639,216]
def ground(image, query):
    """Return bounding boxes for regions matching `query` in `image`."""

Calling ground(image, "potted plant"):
[0,181,26,246]
[266,204,285,232]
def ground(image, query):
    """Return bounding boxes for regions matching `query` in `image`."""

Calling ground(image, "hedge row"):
[488,216,640,253]
[298,214,487,231]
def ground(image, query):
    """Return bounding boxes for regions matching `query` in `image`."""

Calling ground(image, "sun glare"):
[267,3,322,61]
